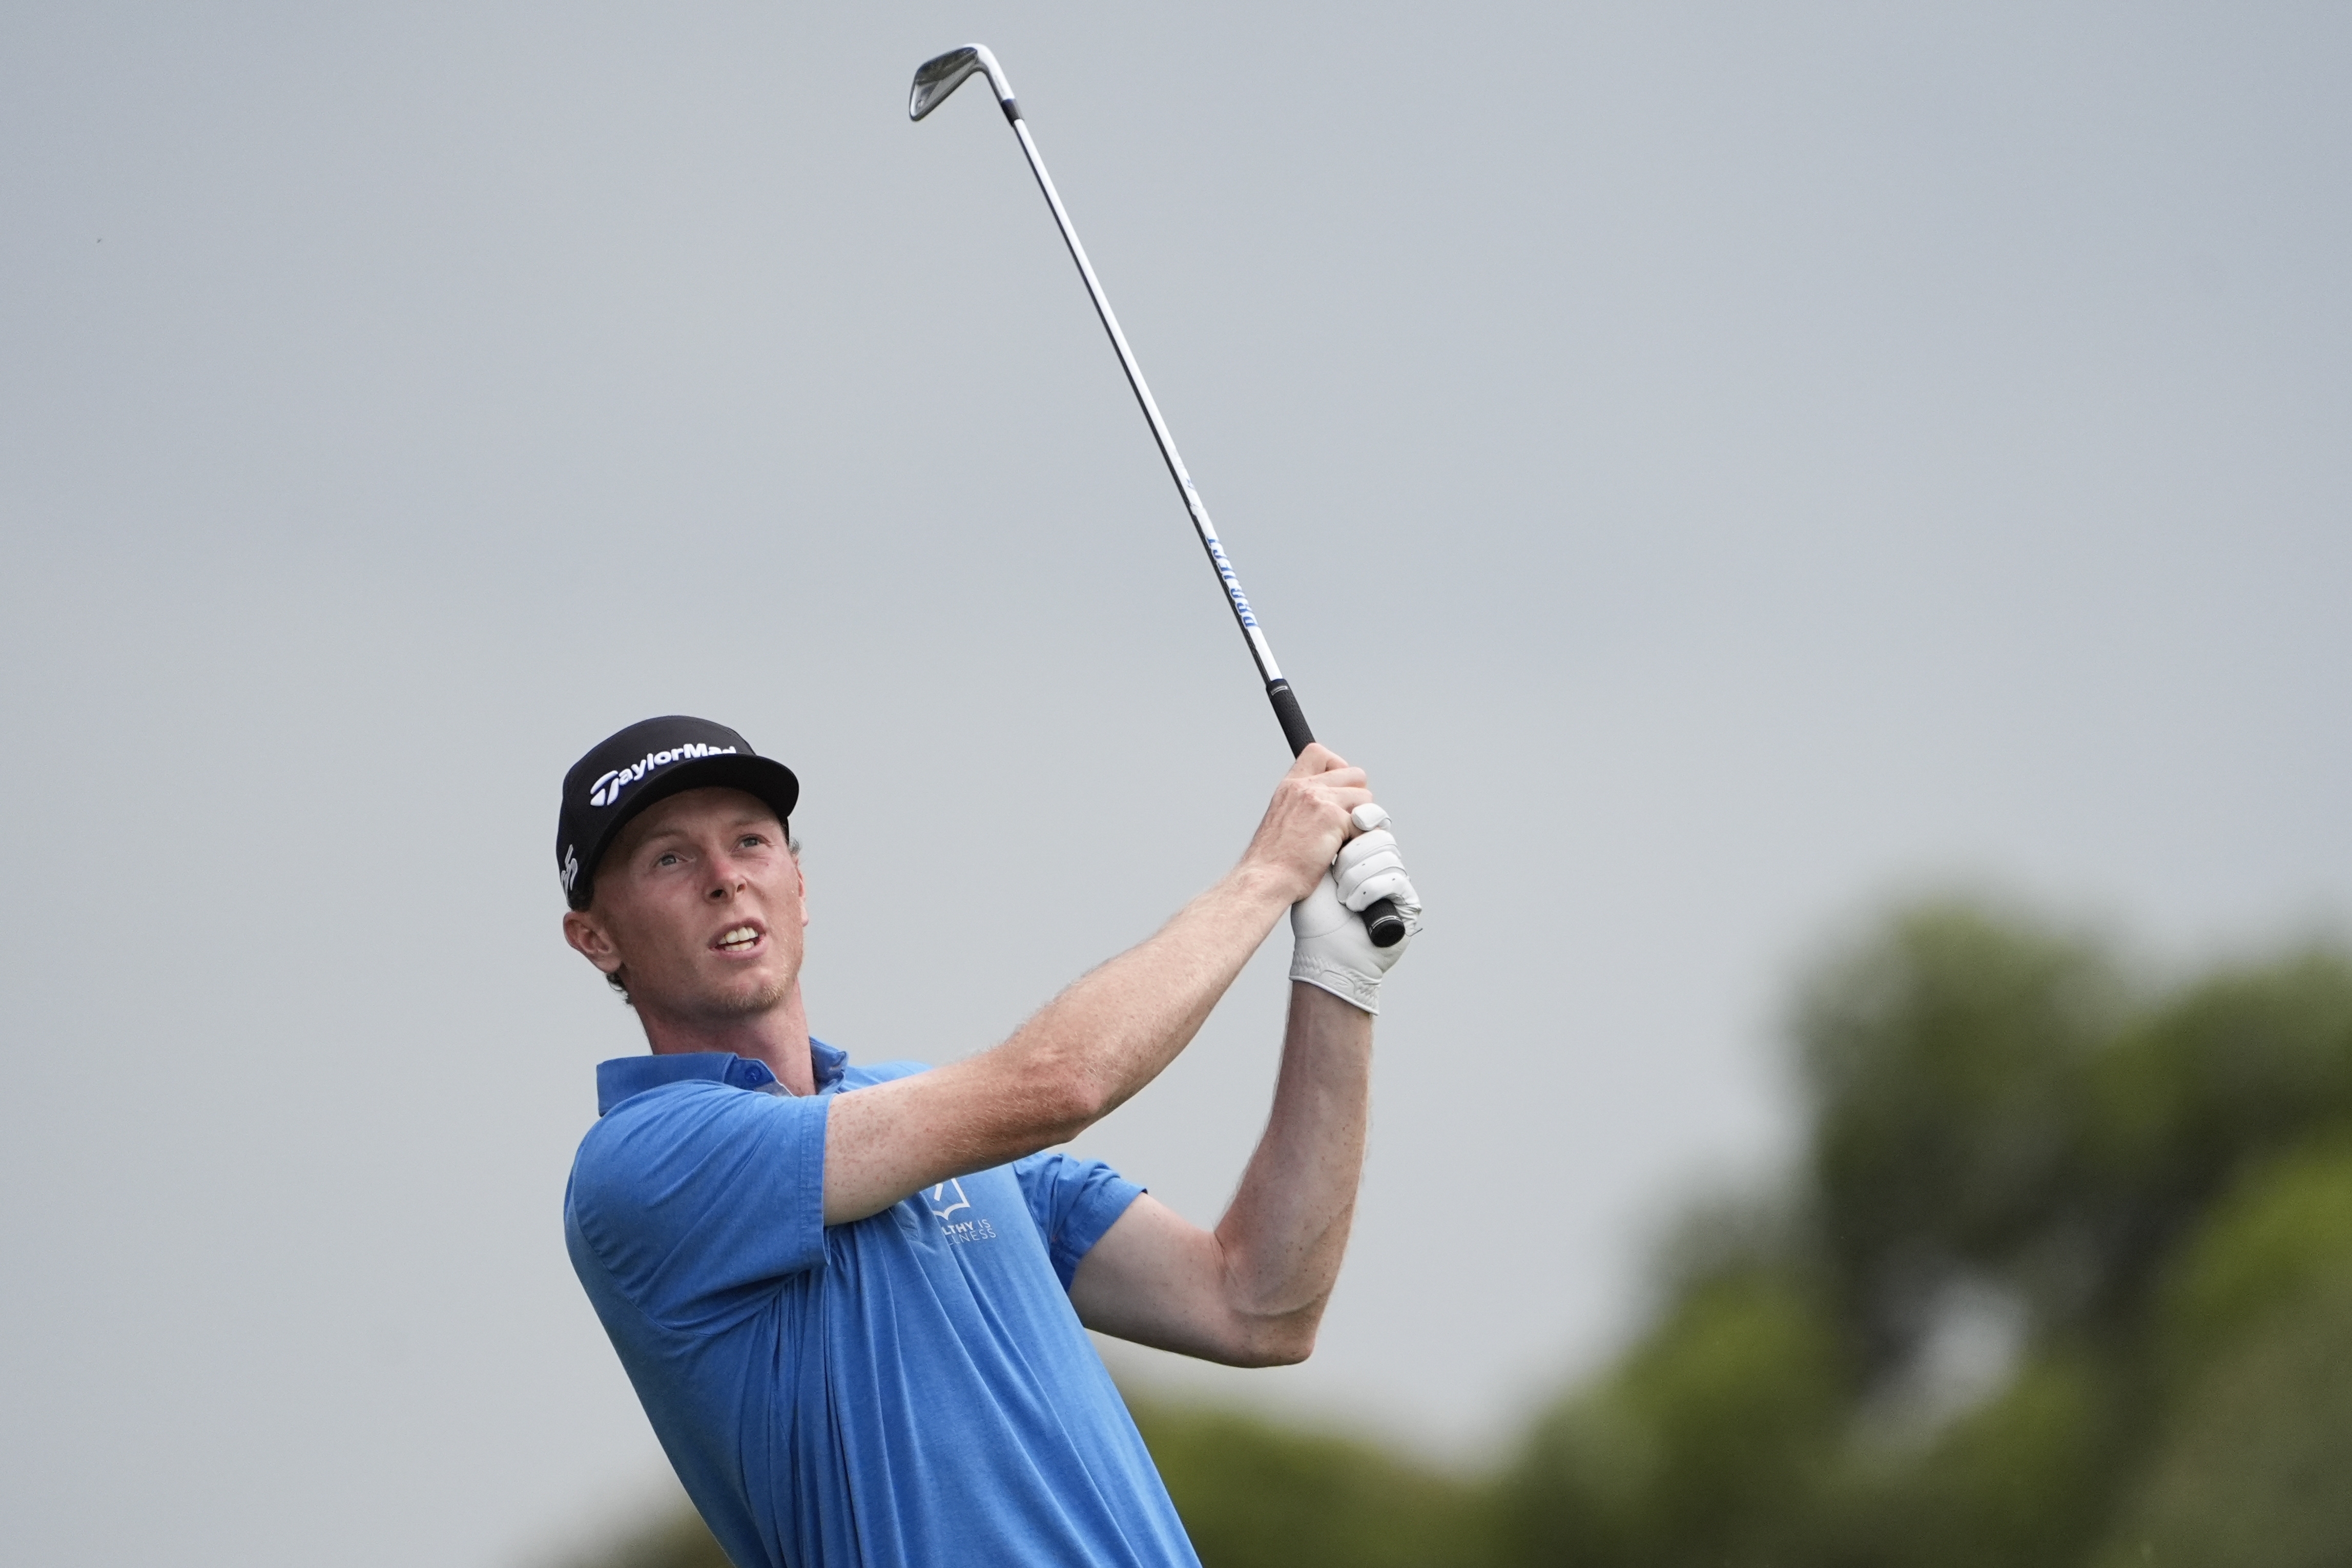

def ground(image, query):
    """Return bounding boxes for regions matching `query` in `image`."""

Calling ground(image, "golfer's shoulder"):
[572,1080,801,1189]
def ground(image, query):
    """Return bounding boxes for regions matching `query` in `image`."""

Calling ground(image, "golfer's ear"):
[563,909,623,976]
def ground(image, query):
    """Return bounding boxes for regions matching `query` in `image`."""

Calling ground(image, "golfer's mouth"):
[712,923,766,955]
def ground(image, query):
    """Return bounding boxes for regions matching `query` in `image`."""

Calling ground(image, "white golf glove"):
[1289,804,1422,1014]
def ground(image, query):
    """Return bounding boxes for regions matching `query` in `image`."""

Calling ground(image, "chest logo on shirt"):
[925,1179,999,1245]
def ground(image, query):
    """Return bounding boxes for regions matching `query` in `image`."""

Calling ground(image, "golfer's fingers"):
[1305,765,1369,798]
[1335,829,1417,912]
[1336,828,1399,875]
[1289,742,1353,777]
[1322,784,1376,832]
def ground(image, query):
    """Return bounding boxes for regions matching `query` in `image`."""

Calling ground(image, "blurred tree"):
[1129,1397,1493,1568]
[2078,954,2352,1326]
[1794,902,2122,1371]
[1504,900,2352,1568]
[1499,1265,1847,1567]
[1848,1349,2121,1568]
[2093,1143,2352,1566]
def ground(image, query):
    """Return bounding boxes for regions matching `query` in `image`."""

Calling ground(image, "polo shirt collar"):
[595,1037,849,1116]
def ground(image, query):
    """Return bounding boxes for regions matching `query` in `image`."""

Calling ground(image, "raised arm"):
[1060,799,1421,1365]
[819,746,1371,1225]
[1065,981,1374,1366]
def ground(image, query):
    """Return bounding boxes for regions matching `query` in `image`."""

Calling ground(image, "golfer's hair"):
[601,835,800,1007]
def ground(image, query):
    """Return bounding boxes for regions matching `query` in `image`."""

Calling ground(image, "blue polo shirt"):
[564,1041,1198,1568]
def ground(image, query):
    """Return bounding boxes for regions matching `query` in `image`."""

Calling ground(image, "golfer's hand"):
[1290,803,1421,1014]
[1240,745,1373,905]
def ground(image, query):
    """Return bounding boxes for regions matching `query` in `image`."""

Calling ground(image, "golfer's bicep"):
[820,1065,1031,1225]
[1066,1195,1234,1355]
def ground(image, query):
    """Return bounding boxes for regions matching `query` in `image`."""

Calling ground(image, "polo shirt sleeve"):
[567,1084,830,1322]
[1012,1152,1144,1291]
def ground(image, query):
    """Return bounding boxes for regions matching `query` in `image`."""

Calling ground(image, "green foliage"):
[2155,1140,2352,1371]
[546,900,2352,1568]
[1796,903,2123,1360]
[2091,1144,2352,1567]
[1129,1398,1493,1568]
[1501,1268,1847,1567]
[2102,1274,2352,1567]
[1508,899,2352,1568]
[1891,1349,2118,1568]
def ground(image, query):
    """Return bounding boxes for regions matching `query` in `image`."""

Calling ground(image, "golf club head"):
[909,44,1013,121]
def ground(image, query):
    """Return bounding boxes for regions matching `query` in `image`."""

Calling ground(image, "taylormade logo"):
[588,743,738,808]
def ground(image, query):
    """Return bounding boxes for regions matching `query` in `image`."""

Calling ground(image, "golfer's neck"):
[640,983,818,1096]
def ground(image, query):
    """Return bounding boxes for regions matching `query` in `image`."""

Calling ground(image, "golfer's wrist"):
[1289,957,1381,1014]
[1223,860,1306,921]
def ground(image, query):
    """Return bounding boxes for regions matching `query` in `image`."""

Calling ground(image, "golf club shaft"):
[919,49,1404,947]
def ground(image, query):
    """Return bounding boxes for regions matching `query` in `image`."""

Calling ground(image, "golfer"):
[557,715,1420,1567]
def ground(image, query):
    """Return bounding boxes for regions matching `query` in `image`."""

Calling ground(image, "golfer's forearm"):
[822,864,1289,1221]
[1002,864,1291,1127]
[1209,983,1373,1355]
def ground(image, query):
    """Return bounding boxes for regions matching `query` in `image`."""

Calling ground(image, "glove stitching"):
[1288,953,1381,1015]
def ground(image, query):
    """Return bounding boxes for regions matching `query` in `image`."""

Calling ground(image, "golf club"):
[909,43,1408,948]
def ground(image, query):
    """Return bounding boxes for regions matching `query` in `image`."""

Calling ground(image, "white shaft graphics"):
[1002,114,1285,687]
[925,46,1285,689]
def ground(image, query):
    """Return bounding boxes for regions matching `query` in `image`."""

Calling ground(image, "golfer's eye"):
[738,835,766,850]
[653,851,683,868]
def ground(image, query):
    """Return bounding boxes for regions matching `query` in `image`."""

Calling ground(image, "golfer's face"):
[595,787,805,1017]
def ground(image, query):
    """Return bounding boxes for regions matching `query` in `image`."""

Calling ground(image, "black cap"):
[556,716,800,910]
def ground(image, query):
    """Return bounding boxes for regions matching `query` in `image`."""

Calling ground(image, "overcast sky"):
[4,3,2348,1564]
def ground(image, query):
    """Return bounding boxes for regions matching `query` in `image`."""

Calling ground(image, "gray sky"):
[4,3,2348,1563]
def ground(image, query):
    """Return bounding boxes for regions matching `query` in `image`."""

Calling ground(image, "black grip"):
[1361,896,1407,948]
[1267,679,1315,756]
[1268,679,1407,948]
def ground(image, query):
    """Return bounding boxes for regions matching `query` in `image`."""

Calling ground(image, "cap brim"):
[574,753,800,907]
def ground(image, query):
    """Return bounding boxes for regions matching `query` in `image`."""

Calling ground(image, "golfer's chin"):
[705,968,793,1018]
[650,964,795,1024]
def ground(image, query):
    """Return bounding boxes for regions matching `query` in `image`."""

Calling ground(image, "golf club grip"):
[1361,898,1408,948]
[1267,679,1315,757]
[1266,679,1408,950]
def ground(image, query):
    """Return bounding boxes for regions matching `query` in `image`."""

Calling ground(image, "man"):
[556,714,1420,1567]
